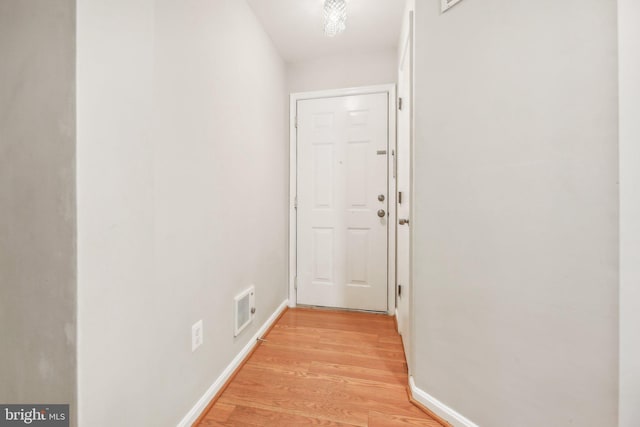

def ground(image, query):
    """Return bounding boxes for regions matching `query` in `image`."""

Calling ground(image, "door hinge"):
[295,116,298,129]
[294,276,298,290]
[392,149,396,179]
[294,196,298,209]
[398,284,402,297]
[398,97,403,111]
[398,191,403,204]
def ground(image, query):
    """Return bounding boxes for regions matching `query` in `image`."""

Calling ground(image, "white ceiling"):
[246,0,406,63]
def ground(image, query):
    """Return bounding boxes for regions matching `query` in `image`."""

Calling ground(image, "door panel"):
[297,93,388,311]
[312,228,333,283]
[313,144,334,208]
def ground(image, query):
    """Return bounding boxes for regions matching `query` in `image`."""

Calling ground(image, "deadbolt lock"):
[377,209,386,218]
[378,194,385,202]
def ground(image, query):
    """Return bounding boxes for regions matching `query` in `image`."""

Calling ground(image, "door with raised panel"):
[297,93,388,312]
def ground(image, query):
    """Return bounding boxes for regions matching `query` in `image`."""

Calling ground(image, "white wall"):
[412,1,618,426]
[0,2,76,425]
[287,49,397,93]
[619,0,640,425]
[77,1,288,425]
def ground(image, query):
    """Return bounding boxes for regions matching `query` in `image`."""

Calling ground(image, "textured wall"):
[412,1,618,425]
[76,1,288,425]
[287,49,397,93]
[619,0,640,425]
[0,1,76,425]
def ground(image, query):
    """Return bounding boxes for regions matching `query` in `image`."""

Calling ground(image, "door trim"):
[396,8,415,374]
[289,84,397,314]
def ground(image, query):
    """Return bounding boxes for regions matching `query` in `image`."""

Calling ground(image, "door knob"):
[377,209,386,218]
[399,218,410,225]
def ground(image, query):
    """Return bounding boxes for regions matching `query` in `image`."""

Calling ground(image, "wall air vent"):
[234,286,255,337]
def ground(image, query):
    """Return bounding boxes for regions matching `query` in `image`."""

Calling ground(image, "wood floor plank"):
[199,402,235,423]
[195,308,441,427]
[308,361,407,387]
[368,412,443,427]
[251,343,408,373]
[227,405,361,426]
[196,421,229,427]
[218,394,369,426]
[267,328,404,355]
[323,386,431,420]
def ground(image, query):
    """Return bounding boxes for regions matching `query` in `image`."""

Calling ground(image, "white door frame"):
[289,84,397,314]
[396,8,415,371]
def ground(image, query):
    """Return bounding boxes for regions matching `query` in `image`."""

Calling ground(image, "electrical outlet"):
[192,320,203,352]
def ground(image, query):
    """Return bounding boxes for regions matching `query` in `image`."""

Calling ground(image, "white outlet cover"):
[192,320,203,352]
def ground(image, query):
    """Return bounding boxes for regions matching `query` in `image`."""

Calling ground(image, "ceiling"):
[246,0,406,63]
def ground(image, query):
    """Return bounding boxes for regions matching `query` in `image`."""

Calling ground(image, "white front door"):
[296,93,389,312]
[396,22,413,367]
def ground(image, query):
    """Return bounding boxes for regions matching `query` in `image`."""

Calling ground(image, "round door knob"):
[377,209,386,218]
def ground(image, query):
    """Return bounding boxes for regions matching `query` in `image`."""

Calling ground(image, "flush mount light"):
[323,0,347,37]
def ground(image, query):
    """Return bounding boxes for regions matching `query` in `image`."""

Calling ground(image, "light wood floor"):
[195,308,442,426]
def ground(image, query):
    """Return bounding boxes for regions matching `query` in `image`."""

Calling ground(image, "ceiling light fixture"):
[323,0,347,37]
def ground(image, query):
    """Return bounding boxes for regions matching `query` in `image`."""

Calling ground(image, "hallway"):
[1,1,634,426]
[195,309,442,426]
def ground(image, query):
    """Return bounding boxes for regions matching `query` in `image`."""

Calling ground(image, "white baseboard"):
[409,376,479,427]
[177,299,289,427]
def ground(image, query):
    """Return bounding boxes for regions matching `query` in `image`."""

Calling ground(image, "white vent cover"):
[234,286,255,337]
[441,0,463,12]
